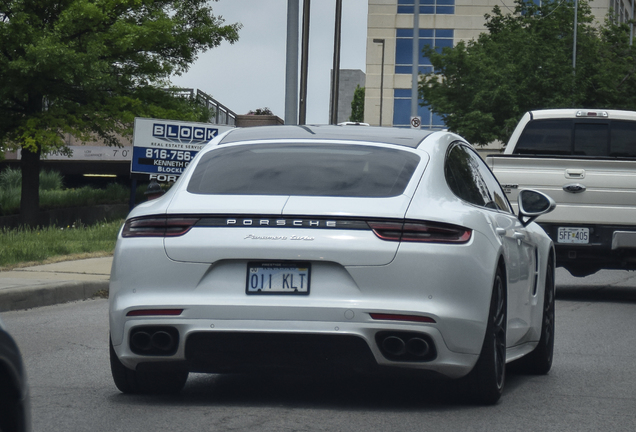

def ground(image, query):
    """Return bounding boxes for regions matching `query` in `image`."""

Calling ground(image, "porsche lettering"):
[226,219,336,228]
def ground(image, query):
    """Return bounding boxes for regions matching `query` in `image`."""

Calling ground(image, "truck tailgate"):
[486,155,636,225]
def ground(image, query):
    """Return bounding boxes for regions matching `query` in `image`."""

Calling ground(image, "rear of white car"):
[109,125,554,403]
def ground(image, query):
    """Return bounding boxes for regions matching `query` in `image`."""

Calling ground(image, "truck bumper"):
[538,223,636,276]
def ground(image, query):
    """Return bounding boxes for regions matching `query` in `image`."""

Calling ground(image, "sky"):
[170,0,369,124]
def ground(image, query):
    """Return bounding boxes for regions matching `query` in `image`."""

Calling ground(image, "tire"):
[565,265,599,278]
[512,259,555,375]
[463,267,507,405]
[109,336,189,394]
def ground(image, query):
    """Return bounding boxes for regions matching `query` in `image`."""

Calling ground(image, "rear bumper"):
[111,318,478,379]
[539,223,636,272]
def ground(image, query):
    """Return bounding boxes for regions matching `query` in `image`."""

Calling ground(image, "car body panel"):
[110,125,554,386]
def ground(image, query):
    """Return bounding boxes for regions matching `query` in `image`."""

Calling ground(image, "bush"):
[0,167,63,190]
[0,168,136,216]
[0,167,22,189]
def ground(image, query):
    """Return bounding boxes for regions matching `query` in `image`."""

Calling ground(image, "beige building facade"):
[365,0,634,128]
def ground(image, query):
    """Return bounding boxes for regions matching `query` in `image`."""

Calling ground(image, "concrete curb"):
[0,280,109,312]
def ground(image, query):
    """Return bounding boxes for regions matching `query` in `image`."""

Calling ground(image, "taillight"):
[576,110,608,118]
[368,220,471,244]
[122,217,199,238]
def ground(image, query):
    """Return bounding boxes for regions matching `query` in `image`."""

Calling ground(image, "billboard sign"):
[131,117,233,177]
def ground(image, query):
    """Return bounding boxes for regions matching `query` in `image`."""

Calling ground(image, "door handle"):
[565,168,585,179]
[563,183,586,193]
[513,232,526,240]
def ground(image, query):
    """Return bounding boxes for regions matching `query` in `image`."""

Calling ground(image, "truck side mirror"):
[517,189,556,226]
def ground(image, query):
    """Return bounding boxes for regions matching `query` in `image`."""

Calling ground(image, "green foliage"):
[247,107,274,115]
[0,219,122,267]
[349,85,365,122]
[38,183,130,211]
[0,0,240,223]
[0,168,63,191]
[418,1,636,145]
[39,170,64,191]
[0,167,22,189]
[0,0,240,152]
[0,170,133,215]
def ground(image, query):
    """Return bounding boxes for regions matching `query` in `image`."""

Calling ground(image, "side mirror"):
[517,189,556,226]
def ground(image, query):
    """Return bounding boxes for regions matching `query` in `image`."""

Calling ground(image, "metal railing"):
[168,88,237,125]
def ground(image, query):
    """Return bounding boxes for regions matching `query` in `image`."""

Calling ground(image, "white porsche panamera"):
[109,125,556,404]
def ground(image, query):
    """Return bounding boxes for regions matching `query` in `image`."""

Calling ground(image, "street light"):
[373,38,385,126]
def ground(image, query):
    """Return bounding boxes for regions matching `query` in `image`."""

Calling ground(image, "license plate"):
[246,262,311,295]
[557,227,589,244]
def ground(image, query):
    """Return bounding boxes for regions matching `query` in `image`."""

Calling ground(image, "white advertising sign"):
[131,117,234,177]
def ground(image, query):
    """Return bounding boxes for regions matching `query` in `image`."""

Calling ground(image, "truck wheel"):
[566,265,599,278]
[109,336,189,394]
[463,268,507,405]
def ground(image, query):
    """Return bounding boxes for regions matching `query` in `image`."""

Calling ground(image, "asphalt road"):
[3,268,636,432]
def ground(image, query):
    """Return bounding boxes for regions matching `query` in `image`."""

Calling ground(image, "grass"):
[0,219,123,269]
[0,168,158,267]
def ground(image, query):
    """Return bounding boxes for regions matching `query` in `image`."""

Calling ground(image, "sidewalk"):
[0,257,112,312]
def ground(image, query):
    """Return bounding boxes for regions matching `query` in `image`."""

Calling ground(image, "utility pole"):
[285,0,299,125]
[329,0,343,124]
[411,0,420,124]
[298,0,311,125]
[573,0,578,74]
[631,0,634,45]
[373,39,385,126]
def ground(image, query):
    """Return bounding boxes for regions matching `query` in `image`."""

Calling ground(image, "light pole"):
[330,0,343,125]
[373,38,385,126]
[285,0,299,125]
[573,0,578,73]
[299,0,310,125]
[631,0,634,45]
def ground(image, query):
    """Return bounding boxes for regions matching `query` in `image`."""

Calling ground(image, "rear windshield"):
[514,119,636,157]
[187,143,421,197]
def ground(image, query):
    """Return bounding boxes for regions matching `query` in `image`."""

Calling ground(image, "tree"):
[0,0,240,225]
[247,107,274,115]
[349,85,365,122]
[418,0,636,145]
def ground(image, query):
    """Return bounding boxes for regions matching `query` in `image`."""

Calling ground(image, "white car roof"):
[217,125,436,149]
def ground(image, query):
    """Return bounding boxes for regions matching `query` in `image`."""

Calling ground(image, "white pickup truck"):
[486,109,636,277]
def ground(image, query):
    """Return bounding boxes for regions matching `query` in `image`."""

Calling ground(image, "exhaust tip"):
[375,331,436,362]
[130,331,152,351]
[382,336,406,356]
[151,331,176,352]
[129,326,179,356]
[406,337,430,357]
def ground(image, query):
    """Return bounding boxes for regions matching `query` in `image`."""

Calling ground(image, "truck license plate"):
[557,227,589,244]
[246,262,310,295]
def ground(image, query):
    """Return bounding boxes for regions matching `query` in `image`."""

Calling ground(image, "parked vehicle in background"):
[487,109,636,277]
[109,125,556,405]
[0,316,30,432]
